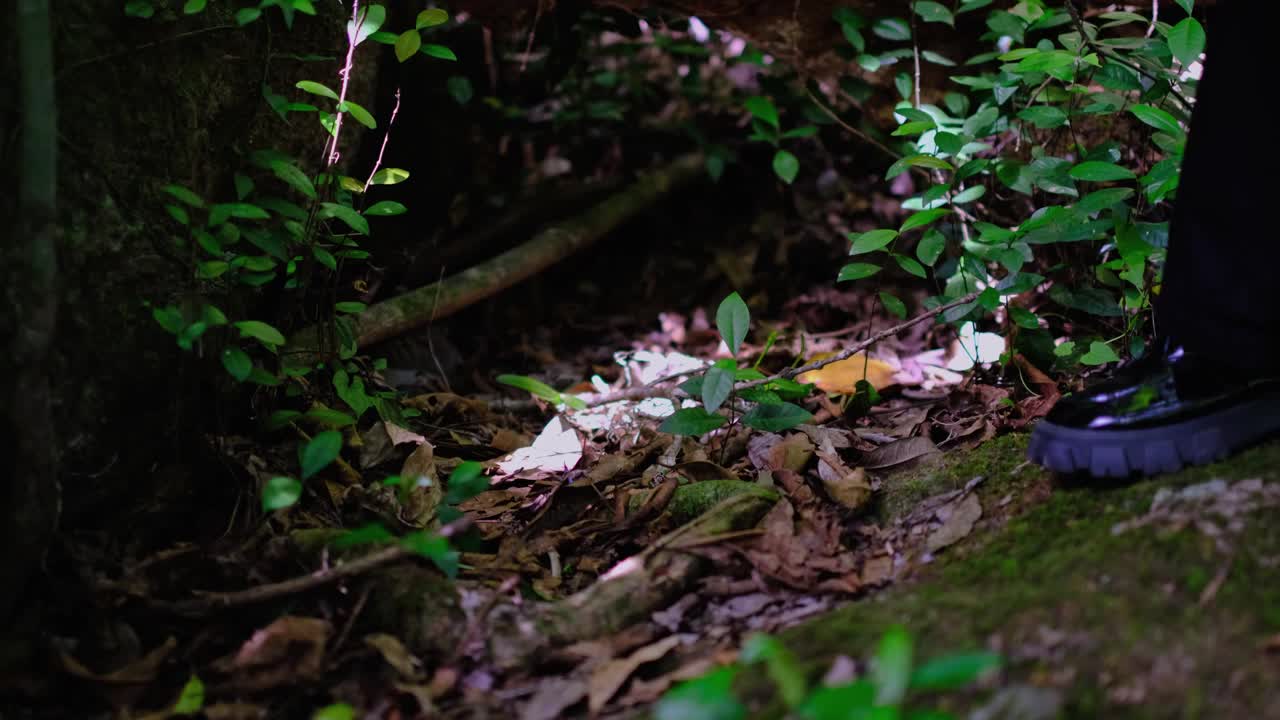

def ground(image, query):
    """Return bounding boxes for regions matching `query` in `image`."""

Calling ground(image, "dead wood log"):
[488,488,779,670]
[287,152,704,361]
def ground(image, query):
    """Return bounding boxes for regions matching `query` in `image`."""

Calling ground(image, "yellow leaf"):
[798,352,897,394]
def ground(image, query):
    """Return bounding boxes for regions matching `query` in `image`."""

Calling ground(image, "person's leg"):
[1157,2,1275,370]
[1028,2,1280,477]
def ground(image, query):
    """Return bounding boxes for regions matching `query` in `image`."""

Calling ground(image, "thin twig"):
[324,0,363,167]
[805,88,902,164]
[362,87,402,192]
[737,291,981,391]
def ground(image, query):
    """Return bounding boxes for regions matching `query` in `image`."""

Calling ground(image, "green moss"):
[738,436,1280,719]
[876,433,1042,524]
[629,479,780,525]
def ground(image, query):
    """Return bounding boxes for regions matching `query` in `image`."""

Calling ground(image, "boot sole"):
[1027,388,1280,478]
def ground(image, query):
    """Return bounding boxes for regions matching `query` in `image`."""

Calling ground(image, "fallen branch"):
[164,517,472,616]
[487,489,778,669]
[286,152,705,360]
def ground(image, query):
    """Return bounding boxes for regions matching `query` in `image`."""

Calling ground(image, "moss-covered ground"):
[746,434,1280,718]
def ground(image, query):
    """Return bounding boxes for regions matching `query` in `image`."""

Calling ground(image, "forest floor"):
[8,178,1280,720]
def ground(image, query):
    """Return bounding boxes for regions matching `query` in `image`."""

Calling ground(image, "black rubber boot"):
[1027,344,1280,478]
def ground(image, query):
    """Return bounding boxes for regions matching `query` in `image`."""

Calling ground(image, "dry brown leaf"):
[863,436,940,470]
[587,635,683,712]
[927,492,982,552]
[398,441,442,527]
[798,352,897,394]
[520,677,588,720]
[747,433,814,472]
[365,633,423,679]
[490,428,532,453]
[675,459,741,481]
[203,703,268,720]
[213,616,330,691]
[59,636,176,685]
[816,453,872,511]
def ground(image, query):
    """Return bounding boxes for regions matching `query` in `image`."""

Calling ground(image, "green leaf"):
[886,154,952,180]
[496,374,562,403]
[270,160,317,199]
[901,208,950,233]
[655,667,745,720]
[364,200,407,216]
[849,229,898,255]
[301,430,343,480]
[914,1,954,25]
[879,292,907,319]
[1077,188,1133,214]
[772,150,799,184]
[1018,105,1068,128]
[416,8,449,28]
[296,80,339,101]
[702,365,735,414]
[163,184,205,208]
[740,634,807,708]
[320,202,370,235]
[235,7,261,24]
[124,1,155,18]
[447,75,473,104]
[152,306,184,334]
[182,0,206,13]
[338,100,376,129]
[742,402,812,432]
[171,675,204,714]
[262,476,302,511]
[951,185,985,204]
[165,204,189,225]
[917,229,946,266]
[1168,17,1205,66]
[421,44,457,61]
[872,626,914,705]
[221,347,252,381]
[445,461,488,505]
[335,301,367,314]
[744,96,779,128]
[716,292,751,356]
[395,30,422,63]
[873,17,911,40]
[211,202,270,221]
[837,263,881,282]
[909,652,1001,691]
[660,408,728,436]
[370,168,410,186]
[304,406,357,427]
[312,703,356,720]
[1174,0,1193,13]
[1080,340,1120,365]
[798,682,876,719]
[1009,306,1039,329]
[1069,161,1135,182]
[234,320,287,347]
[1130,104,1183,137]
[348,4,386,45]
[893,253,928,278]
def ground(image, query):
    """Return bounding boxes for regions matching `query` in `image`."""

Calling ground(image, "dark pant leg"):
[1156,3,1276,372]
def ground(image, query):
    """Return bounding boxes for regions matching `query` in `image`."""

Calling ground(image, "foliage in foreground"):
[658,627,1000,720]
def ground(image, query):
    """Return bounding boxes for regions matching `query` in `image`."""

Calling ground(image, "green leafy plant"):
[656,627,1001,720]
[821,0,1192,369]
[660,292,814,437]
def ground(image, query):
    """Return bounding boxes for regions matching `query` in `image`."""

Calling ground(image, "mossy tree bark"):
[2,0,60,625]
